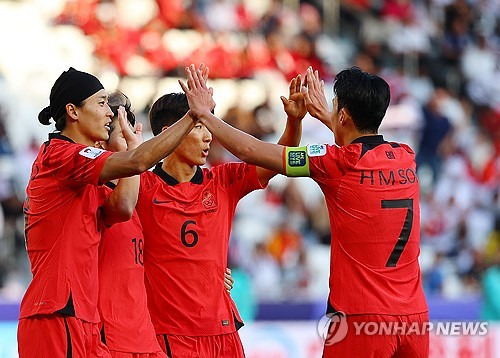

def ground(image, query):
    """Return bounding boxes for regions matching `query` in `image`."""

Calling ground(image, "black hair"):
[334,66,390,133]
[108,91,136,127]
[38,67,104,131]
[38,100,85,131]
[149,93,190,136]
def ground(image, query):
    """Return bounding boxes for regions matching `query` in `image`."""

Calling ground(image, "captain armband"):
[285,146,310,177]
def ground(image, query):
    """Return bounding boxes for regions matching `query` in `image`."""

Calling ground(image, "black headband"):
[39,67,104,123]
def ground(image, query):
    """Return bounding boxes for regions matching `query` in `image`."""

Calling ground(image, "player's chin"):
[97,130,110,142]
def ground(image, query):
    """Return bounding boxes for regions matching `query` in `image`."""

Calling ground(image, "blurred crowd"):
[0,0,498,319]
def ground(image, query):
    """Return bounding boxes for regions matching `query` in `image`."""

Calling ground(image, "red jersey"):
[98,183,161,353]
[285,135,427,315]
[136,163,265,336]
[20,133,112,323]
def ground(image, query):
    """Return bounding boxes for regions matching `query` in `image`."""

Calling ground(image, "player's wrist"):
[125,138,140,151]
[195,109,214,122]
[187,110,198,122]
[315,108,331,123]
[286,115,303,127]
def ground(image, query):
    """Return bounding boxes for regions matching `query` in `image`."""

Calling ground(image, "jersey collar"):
[153,163,204,186]
[48,132,75,143]
[350,135,385,144]
[352,135,389,159]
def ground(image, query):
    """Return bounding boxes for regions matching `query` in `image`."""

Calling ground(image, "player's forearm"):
[101,176,139,226]
[100,113,195,181]
[199,112,285,173]
[130,113,195,170]
[278,116,302,147]
[315,111,333,132]
[255,116,303,184]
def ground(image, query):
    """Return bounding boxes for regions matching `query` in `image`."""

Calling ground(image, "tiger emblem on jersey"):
[202,190,217,210]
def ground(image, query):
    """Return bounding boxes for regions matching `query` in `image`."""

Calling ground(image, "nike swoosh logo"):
[153,198,173,205]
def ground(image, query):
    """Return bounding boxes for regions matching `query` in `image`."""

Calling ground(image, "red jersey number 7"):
[381,199,414,267]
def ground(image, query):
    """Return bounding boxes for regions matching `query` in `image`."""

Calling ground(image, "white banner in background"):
[240,321,500,358]
[2,321,500,358]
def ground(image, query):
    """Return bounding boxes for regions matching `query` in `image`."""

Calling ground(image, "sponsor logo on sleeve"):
[288,150,307,167]
[307,144,327,157]
[79,147,106,159]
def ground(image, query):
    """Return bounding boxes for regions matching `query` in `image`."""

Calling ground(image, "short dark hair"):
[108,91,136,127]
[334,67,390,133]
[149,93,189,136]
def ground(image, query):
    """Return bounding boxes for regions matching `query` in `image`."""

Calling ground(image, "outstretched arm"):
[302,67,333,132]
[179,65,285,174]
[99,65,212,182]
[255,74,306,185]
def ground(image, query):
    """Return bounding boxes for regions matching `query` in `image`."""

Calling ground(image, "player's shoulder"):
[46,135,108,162]
[205,162,253,187]
[380,141,416,163]
[206,161,249,176]
[140,170,161,191]
[303,144,343,171]
[141,170,157,180]
[304,143,340,157]
[344,137,416,164]
[391,142,415,155]
[44,136,78,157]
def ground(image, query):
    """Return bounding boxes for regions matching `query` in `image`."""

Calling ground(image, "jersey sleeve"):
[283,144,344,183]
[47,142,113,187]
[96,184,113,231]
[216,162,266,200]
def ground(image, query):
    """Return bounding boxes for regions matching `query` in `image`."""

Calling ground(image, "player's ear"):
[161,125,169,133]
[66,103,78,121]
[339,108,351,126]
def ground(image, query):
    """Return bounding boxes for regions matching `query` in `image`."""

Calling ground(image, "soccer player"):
[97,91,166,358]
[181,65,429,357]
[97,92,236,358]
[135,73,306,357]
[18,67,205,357]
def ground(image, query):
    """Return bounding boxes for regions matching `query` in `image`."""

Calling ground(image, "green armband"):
[285,146,310,177]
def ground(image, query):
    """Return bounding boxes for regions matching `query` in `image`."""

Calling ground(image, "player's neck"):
[60,128,95,147]
[162,156,197,183]
[346,131,378,145]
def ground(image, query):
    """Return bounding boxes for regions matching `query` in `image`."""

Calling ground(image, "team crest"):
[202,190,217,209]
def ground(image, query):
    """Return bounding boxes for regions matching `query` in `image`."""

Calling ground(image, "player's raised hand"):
[179,64,215,119]
[118,106,142,150]
[224,268,234,292]
[302,67,331,127]
[280,74,307,121]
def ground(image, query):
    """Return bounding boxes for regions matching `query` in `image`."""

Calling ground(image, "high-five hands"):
[118,106,143,150]
[302,67,332,129]
[280,74,307,121]
[179,64,215,119]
